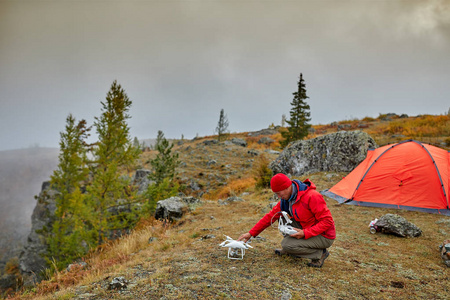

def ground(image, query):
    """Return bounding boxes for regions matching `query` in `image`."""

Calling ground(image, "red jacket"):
[249,179,336,240]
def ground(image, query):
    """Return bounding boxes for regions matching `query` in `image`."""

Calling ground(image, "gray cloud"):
[0,0,449,151]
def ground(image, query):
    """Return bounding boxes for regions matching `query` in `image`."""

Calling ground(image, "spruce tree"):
[87,80,140,245]
[215,109,229,141]
[149,130,179,184]
[281,73,311,147]
[145,130,179,212]
[47,114,92,269]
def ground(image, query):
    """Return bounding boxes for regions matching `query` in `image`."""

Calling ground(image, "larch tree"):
[87,80,140,245]
[281,73,311,147]
[215,108,229,141]
[47,114,92,269]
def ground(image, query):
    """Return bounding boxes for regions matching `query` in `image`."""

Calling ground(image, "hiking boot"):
[307,249,329,268]
[274,248,287,256]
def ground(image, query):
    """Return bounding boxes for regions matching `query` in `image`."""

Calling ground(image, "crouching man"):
[238,173,336,267]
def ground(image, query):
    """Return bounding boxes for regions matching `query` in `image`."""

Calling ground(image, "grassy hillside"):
[6,114,450,299]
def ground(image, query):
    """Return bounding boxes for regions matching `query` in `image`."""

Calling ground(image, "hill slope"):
[10,117,450,300]
[15,172,450,299]
[5,113,450,299]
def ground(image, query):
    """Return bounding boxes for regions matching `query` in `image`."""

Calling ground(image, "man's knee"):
[281,237,303,253]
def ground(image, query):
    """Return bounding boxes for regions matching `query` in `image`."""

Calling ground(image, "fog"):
[0,148,58,269]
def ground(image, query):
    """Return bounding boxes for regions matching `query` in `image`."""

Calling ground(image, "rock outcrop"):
[132,169,153,195]
[269,131,377,176]
[19,182,58,286]
[247,128,279,137]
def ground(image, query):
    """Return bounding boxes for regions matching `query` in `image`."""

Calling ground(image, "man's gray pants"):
[281,219,334,259]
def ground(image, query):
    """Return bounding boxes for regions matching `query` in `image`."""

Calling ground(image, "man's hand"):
[290,228,305,239]
[237,232,252,243]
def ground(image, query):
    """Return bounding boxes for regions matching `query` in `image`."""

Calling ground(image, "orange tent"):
[322,140,450,215]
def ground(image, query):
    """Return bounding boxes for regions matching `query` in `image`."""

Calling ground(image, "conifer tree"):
[215,109,229,141]
[281,73,311,147]
[47,114,91,269]
[145,130,179,212]
[87,80,140,245]
[149,130,179,184]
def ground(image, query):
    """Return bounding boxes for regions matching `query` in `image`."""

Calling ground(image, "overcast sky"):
[0,0,449,151]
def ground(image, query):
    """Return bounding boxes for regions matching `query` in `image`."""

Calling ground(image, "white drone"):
[219,235,253,260]
[277,211,298,236]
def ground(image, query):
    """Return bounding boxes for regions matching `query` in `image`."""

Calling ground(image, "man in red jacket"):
[238,173,336,268]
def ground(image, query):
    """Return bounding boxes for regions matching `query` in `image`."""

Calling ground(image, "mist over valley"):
[0,148,59,271]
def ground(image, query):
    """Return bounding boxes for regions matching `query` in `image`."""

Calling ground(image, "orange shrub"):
[213,177,256,199]
[368,114,449,138]
[246,136,267,150]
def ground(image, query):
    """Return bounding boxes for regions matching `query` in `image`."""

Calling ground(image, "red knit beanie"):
[270,173,291,192]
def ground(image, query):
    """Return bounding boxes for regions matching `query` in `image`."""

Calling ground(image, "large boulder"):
[269,131,377,176]
[154,196,201,222]
[374,214,422,237]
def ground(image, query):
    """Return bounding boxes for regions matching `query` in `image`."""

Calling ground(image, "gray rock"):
[374,214,422,237]
[439,240,450,267]
[154,196,201,222]
[19,182,57,286]
[132,169,153,195]
[182,196,202,205]
[203,140,218,146]
[188,180,201,191]
[281,290,292,300]
[265,149,280,155]
[337,124,352,130]
[109,277,128,290]
[201,234,216,240]
[0,273,20,292]
[218,196,244,205]
[154,197,187,221]
[270,131,377,176]
[206,159,217,166]
[247,149,259,156]
[247,128,279,137]
[258,137,275,144]
[231,138,247,147]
